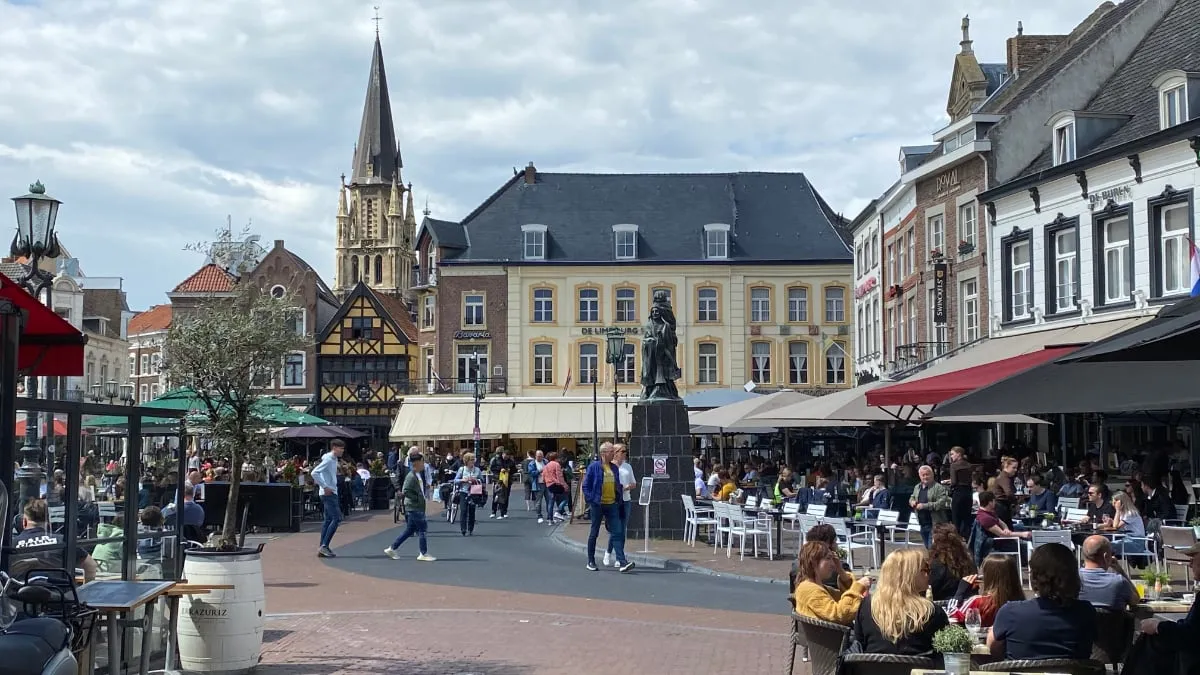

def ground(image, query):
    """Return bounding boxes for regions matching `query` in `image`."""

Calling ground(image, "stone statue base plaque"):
[626,399,691,540]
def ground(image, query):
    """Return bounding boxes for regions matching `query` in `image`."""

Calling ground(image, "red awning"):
[0,274,86,376]
[866,346,1079,408]
[15,418,69,436]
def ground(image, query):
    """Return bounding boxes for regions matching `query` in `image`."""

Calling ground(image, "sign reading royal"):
[932,263,948,324]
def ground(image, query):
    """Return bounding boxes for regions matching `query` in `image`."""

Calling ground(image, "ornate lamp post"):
[89,379,123,404]
[11,181,63,507]
[471,349,486,458]
[605,328,627,444]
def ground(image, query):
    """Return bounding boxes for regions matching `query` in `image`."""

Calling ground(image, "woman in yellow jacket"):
[792,541,872,625]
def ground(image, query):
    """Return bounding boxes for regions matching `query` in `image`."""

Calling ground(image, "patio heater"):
[11,181,62,507]
[471,349,486,458]
[605,328,627,444]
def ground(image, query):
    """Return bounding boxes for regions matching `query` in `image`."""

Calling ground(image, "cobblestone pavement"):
[255,509,798,674]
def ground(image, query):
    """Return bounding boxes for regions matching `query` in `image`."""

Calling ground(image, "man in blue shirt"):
[163,482,207,543]
[1025,475,1057,513]
[312,440,346,558]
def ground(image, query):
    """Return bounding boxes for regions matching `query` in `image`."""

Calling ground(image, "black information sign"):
[933,263,948,324]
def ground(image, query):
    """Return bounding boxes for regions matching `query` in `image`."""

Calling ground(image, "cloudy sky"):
[1,0,1091,310]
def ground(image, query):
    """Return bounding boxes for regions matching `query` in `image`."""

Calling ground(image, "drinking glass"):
[964,608,982,637]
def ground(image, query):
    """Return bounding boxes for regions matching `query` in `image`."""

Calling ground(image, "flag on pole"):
[1190,238,1200,297]
[562,368,572,396]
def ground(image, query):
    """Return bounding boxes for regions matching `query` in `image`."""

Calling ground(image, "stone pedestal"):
[626,400,692,540]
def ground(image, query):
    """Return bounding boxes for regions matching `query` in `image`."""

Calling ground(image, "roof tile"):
[172,263,236,294]
[128,304,172,334]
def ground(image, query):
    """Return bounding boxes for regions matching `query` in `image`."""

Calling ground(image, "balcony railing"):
[395,377,508,396]
[886,342,950,374]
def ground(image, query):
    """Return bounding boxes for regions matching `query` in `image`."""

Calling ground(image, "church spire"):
[350,34,401,185]
[405,183,417,228]
[388,175,402,217]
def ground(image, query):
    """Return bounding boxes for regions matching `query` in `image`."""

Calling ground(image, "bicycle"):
[390,473,405,524]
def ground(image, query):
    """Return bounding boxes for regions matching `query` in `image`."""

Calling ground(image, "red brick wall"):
[435,273,508,384]
[1007,34,1068,77]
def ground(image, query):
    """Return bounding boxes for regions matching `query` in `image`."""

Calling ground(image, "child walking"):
[384,450,436,562]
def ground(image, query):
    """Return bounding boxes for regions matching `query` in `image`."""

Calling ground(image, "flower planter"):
[957,242,975,255]
[177,545,266,674]
[944,652,971,675]
[369,477,391,510]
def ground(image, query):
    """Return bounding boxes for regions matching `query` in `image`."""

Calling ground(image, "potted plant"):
[933,624,974,675]
[958,240,975,255]
[930,248,943,259]
[1140,569,1172,599]
[163,277,308,673]
[368,458,391,510]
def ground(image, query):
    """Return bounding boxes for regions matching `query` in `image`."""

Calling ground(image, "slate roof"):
[421,217,468,250]
[128,304,172,335]
[980,63,1010,97]
[0,261,28,281]
[171,263,236,294]
[365,285,417,342]
[1019,0,1199,175]
[441,171,851,265]
[350,37,401,185]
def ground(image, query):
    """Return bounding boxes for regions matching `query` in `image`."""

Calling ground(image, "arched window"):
[363,255,371,283]
[374,255,383,284]
[825,342,847,384]
[351,256,359,282]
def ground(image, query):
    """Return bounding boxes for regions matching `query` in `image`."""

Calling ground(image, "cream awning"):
[688,390,811,430]
[390,396,637,441]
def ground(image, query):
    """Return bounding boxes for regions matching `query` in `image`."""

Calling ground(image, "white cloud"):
[0,0,1089,308]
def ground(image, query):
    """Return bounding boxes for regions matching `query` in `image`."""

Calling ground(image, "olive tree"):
[163,283,307,548]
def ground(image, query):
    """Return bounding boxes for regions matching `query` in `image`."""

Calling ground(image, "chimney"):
[1006,24,1068,78]
[523,162,536,185]
[274,239,285,249]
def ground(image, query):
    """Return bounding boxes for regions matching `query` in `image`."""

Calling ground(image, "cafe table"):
[76,579,175,675]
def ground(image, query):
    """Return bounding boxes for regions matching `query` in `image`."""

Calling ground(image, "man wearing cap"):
[1130,541,1200,671]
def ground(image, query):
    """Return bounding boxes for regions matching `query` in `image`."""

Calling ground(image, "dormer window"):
[1053,121,1076,165]
[522,224,547,260]
[1152,70,1194,130]
[1163,85,1185,127]
[613,224,638,260]
[704,223,730,260]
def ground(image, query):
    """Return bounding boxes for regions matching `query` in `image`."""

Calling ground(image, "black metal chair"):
[1092,607,1135,672]
[979,658,1106,674]
[791,613,851,675]
[840,653,937,675]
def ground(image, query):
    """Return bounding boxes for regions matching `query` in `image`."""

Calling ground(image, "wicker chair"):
[979,658,1106,674]
[1092,607,1135,672]
[790,613,851,675]
[785,597,809,674]
[840,653,937,675]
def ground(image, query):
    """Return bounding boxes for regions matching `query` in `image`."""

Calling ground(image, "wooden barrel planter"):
[177,544,266,674]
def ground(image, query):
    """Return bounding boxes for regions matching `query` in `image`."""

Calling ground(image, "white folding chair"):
[831,520,876,573]
[48,506,66,533]
[744,495,760,509]
[991,535,1025,588]
[806,503,827,519]
[726,504,773,560]
[682,495,717,547]
[712,502,733,554]
[1161,526,1197,590]
[781,502,804,552]
[1061,507,1089,525]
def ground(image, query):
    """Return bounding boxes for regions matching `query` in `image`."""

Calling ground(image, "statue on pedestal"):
[640,290,681,402]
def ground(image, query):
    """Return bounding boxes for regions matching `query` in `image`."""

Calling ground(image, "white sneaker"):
[538,517,544,524]
[502,514,509,519]
[489,513,496,518]
[417,553,436,562]
[613,558,621,568]
[602,551,612,567]
[384,547,399,560]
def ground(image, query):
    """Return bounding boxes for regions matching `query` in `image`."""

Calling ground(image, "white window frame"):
[150,353,160,375]
[422,295,435,328]
[282,352,305,388]
[1009,239,1032,320]
[907,299,916,345]
[787,342,809,385]
[128,355,135,377]
[616,344,636,384]
[697,342,718,384]
[788,287,808,323]
[615,287,636,322]
[960,278,979,344]
[1053,121,1076,165]
[577,288,600,323]
[1100,215,1132,305]
[824,343,847,385]
[704,223,731,260]
[927,214,945,254]
[1162,85,1186,129]
[1052,228,1078,313]
[613,224,639,260]
[579,343,599,383]
[697,287,718,322]
[521,224,547,260]
[750,287,771,323]
[906,231,915,275]
[463,293,485,327]
[958,202,976,249]
[456,345,489,393]
[532,343,554,385]
[289,308,306,336]
[140,384,148,403]
[750,342,771,383]
[532,288,554,322]
[926,288,947,347]
[824,287,845,323]
[1160,203,1191,296]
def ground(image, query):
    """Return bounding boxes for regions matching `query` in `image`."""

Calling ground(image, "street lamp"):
[89,379,125,404]
[605,328,627,444]
[11,181,63,508]
[471,349,486,458]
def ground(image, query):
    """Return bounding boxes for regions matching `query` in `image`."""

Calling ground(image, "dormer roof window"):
[521,224,547,260]
[1151,70,1198,130]
[612,224,639,260]
[1053,119,1076,166]
[704,223,730,260]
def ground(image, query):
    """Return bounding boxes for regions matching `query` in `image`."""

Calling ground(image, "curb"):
[547,526,786,585]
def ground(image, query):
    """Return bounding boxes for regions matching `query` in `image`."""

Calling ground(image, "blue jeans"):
[587,502,626,565]
[920,523,932,548]
[319,494,342,548]
[391,511,428,554]
[607,500,633,554]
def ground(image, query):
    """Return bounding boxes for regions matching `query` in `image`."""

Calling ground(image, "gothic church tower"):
[334,33,415,299]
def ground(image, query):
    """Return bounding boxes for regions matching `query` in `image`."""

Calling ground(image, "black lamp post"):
[605,328,627,444]
[471,349,486,458]
[89,379,124,404]
[11,181,62,508]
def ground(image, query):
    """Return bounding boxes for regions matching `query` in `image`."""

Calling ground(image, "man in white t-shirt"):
[604,444,638,568]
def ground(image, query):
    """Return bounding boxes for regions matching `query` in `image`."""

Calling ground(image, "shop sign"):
[932,263,948,324]
[454,330,491,340]
[855,276,878,299]
[1088,184,1132,210]
[578,326,641,336]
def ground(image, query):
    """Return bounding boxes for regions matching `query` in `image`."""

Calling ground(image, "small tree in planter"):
[933,624,974,675]
[163,282,307,549]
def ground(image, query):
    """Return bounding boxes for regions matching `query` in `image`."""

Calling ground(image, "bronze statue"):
[640,290,681,401]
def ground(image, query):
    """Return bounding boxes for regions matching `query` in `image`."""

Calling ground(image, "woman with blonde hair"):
[853,548,949,660]
[454,452,484,536]
[1101,490,1148,559]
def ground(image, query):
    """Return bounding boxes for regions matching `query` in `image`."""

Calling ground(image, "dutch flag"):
[1191,239,1200,297]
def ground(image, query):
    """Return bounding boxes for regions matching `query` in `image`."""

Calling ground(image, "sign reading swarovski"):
[932,263,948,324]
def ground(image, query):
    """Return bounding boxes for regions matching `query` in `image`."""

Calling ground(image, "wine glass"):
[964,608,982,638]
